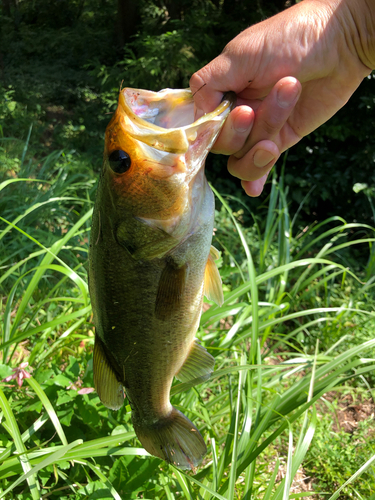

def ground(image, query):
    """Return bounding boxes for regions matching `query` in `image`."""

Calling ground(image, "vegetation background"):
[1,0,375,499]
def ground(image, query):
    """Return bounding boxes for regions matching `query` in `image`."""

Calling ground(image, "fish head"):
[102,87,235,220]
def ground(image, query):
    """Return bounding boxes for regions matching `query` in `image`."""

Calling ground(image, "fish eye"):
[108,150,131,174]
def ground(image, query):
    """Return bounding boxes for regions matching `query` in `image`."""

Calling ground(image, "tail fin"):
[132,407,206,471]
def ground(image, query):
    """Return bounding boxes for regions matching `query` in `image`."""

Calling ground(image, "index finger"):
[190,56,244,114]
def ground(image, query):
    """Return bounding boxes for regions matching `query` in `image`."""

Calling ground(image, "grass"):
[1,134,375,499]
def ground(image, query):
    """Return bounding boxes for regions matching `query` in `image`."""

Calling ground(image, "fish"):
[88,87,235,470]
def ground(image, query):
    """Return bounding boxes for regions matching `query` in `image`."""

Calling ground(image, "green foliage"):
[1,0,375,498]
[1,129,375,497]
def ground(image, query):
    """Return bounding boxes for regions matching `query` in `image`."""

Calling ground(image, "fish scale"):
[89,87,236,470]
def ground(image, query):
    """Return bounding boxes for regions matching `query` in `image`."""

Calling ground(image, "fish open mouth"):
[122,88,195,129]
[117,88,236,154]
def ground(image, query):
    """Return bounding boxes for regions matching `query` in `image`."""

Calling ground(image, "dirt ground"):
[287,391,375,494]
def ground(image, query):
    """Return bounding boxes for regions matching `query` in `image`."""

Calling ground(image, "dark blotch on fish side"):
[108,150,132,174]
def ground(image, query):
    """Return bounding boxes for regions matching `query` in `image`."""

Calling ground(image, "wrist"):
[301,0,374,82]
[286,0,373,83]
[332,0,375,70]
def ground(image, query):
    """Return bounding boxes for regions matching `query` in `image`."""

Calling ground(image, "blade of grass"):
[0,196,87,241]
[176,469,228,500]
[173,467,194,499]
[217,339,375,499]
[262,459,280,500]
[25,377,68,446]
[0,413,49,463]
[233,307,374,350]
[294,220,372,260]
[212,436,218,494]
[327,453,375,500]
[159,472,176,500]
[82,460,122,500]
[211,186,259,364]
[0,388,40,499]
[4,207,92,336]
[282,424,293,500]
[207,258,361,313]
[20,124,32,168]
[227,353,247,499]
[0,304,91,352]
[0,248,47,287]
[0,178,52,193]
[0,439,83,498]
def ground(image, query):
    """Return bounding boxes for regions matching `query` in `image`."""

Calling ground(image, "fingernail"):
[253,149,275,168]
[277,79,300,108]
[234,108,253,132]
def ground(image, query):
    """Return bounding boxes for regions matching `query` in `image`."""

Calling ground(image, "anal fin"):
[155,258,187,320]
[204,245,224,306]
[93,336,124,410]
[176,339,215,385]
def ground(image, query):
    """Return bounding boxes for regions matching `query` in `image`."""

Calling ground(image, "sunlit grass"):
[1,141,375,498]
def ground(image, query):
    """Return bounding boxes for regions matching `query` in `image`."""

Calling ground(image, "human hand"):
[190,0,374,196]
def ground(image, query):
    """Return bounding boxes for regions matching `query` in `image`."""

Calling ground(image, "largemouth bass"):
[89,87,235,470]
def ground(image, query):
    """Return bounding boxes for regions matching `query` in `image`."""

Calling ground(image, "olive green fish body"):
[89,88,235,470]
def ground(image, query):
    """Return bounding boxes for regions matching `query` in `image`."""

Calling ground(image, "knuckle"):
[227,156,254,182]
[189,71,206,92]
[261,116,279,136]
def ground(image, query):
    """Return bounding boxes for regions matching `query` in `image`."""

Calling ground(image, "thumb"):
[190,54,243,114]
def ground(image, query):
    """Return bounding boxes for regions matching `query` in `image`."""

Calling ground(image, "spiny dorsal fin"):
[176,339,215,385]
[155,259,188,321]
[204,246,224,306]
[93,336,124,410]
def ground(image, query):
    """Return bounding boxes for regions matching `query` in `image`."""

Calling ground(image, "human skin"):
[190,0,375,196]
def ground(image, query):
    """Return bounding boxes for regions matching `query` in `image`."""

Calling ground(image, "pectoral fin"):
[132,236,177,260]
[116,219,177,260]
[204,246,224,306]
[176,339,215,385]
[155,259,188,320]
[93,336,124,410]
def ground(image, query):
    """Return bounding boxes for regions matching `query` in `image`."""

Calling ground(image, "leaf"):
[25,377,68,446]
[65,355,80,379]
[0,388,40,499]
